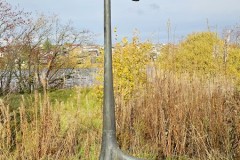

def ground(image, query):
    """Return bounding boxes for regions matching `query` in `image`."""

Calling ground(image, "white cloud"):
[7,0,240,43]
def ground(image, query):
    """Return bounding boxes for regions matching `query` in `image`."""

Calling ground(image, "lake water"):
[0,68,99,92]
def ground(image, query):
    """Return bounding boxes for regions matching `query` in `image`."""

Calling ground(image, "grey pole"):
[99,0,141,159]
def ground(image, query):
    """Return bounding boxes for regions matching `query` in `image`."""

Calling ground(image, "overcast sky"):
[8,0,240,44]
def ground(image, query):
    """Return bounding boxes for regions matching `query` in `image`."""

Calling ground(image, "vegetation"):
[158,31,240,85]
[1,72,240,159]
[0,0,92,95]
[1,1,240,159]
[0,87,102,159]
[96,36,152,100]
[1,29,240,159]
[1,31,240,159]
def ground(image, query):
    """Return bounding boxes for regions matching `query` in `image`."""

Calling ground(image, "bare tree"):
[0,1,92,94]
[0,0,29,95]
[11,15,92,93]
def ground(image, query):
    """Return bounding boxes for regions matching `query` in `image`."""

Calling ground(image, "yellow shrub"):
[96,36,152,100]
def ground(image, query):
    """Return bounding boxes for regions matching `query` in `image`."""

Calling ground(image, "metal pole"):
[100,0,117,158]
[100,0,141,159]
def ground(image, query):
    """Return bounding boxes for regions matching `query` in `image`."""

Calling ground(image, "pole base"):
[99,131,142,160]
[100,145,142,160]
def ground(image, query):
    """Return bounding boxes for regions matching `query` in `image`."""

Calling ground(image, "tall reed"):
[116,71,240,159]
[0,71,239,159]
[0,89,101,159]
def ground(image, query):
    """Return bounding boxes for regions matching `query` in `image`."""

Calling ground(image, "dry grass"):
[0,89,101,160]
[116,71,240,159]
[0,71,240,159]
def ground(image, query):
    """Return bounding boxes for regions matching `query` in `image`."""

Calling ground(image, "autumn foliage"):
[96,36,152,101]
[1,1,240,159]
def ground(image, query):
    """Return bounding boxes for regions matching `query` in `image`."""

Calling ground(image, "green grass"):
[3,87,100,111]
[0,87,103,159]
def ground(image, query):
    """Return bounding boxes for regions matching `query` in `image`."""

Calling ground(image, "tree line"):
[0,0,92,95]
